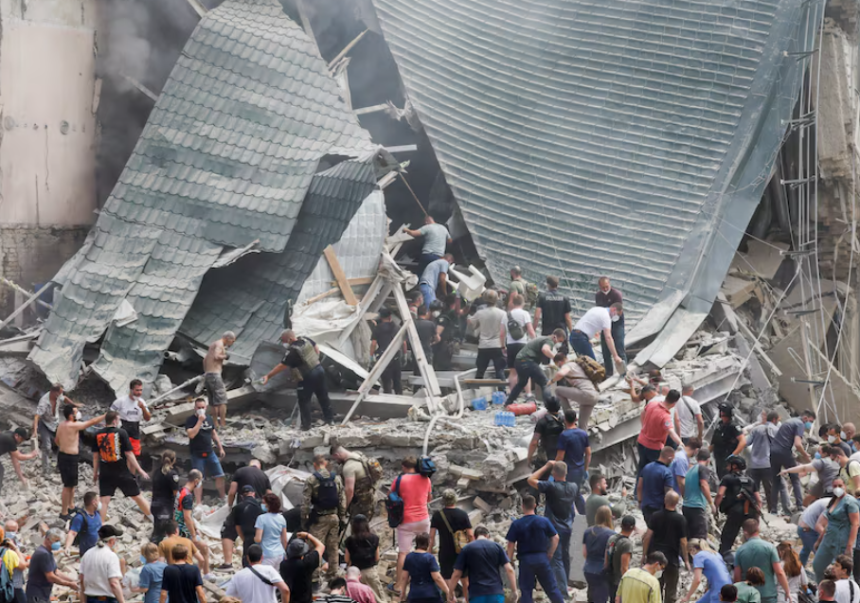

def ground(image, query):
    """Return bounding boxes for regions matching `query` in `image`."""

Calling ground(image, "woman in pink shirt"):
[391,457,432,596]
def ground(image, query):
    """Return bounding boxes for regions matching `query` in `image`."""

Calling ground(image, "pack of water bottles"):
[494,411,515,427]
[471,396,488,411]
[491,391,506,405]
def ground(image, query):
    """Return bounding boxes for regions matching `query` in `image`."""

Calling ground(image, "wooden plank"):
[323,246,359,306]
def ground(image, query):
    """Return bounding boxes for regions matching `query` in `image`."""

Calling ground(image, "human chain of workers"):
[0,216,857,603]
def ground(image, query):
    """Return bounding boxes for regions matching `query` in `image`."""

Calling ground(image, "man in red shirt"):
[391,456,432,596]
[637,390,683,476]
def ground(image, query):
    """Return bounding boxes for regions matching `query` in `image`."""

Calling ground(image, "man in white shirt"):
[832,554,860,603]
[505,293,535,394]
[32,384,81,476]
[673,383,704,445]
[110,379,151,458]
[569,304,623,371]
[225,544,290,603]
[79,525,126,603]
[468,290,508,383]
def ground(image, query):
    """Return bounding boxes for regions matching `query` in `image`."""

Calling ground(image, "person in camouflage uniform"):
[302,454,346,582]
[331,444,378,521]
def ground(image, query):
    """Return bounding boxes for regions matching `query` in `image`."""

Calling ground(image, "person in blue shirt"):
[671,438,701,497]
[681,538,731,603]
[505,495,565,603]
[555,409,590,514]
[134,542,168,603]
[637,446,675,526]
[398,532,450,603]
[448,526,518,603]
[527,461,577,593]
[63,491,103,557]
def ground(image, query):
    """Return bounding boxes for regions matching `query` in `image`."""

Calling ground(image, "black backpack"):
[386,475,405,528]
[507,313,525,341]
[418,457,437,478]
[70,508,90,547]
[312,472,339,510]
[604,533,629,575]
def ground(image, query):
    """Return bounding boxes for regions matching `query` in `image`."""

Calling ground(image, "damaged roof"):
[372,0,816,347]
[31,0,379,392]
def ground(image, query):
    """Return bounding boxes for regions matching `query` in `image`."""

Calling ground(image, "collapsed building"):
[0,0,860,597]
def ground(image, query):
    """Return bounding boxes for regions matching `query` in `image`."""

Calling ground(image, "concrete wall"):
[0,0,98,312]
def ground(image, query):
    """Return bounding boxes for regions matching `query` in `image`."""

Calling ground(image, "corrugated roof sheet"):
[31,0,377,392]
[372,0,815,343]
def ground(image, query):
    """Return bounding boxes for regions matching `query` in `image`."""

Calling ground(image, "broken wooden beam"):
[323,246,359,306]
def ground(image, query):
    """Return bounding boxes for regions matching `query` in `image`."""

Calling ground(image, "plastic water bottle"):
[491,391,506,405]
[494,411,505,426]
[507,411,515,427]
[472,396,488,411]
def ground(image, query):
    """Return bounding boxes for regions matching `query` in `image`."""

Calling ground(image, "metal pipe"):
[422,368,476,456]
[148,374,205,407]
[0,278,52,310]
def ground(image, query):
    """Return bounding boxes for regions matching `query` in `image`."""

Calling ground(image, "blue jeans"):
[419,282,436,310]
[191,451,225,479]
[585,571,610,603]
[600,315,626,377]
[798,525,819,566]
[637,442,662,477]
[551,529,572,591]
[566,468,586,515]
[518,552,564,603]
[505,360,548,404]
[569,330,594,359]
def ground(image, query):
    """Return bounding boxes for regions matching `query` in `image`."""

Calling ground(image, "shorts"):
[57,452,79,487]
[191,451,225,479]
[221,514,238,541]
[129,437,141,457]
[205,372,229,407]
[507,343,525,369]
[397,518,431,553]
[99,470,141,498]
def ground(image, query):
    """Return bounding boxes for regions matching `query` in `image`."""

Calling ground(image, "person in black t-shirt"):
[280,532,326,603]
[414,305,439,374]
[93,411,151,522]
[528,398,565,465]
[227,460,272,506]
[184,398,227,504]
[371,308,406,395]
[160,543,205,603]
[710,405,746,480]
[714,455,760,557]
[641,491,689,603]
[0,427,37,494]
[151,450,180,543]
[221,485,264,569]
[345,514,385,603]
[430,489,474,584]
[533,276,572,336]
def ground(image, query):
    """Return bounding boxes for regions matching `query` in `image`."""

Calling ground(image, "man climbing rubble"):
[184,398,227,504]
[109,379,151,457]
[418,254,454,311]
[548,353,599,429]
[594,277,626,377]
[33,384,81,476]
[568,303,623,370]
[93,410,152,523]
[0,426,37,493]
[203,331,236,429]
[770,409,815,513]
[403,215,451,277]
[504,328,566,405]
[56,405,106,520]
[302,454,346,584]
[331,444,380,521]
[262,329,335,430]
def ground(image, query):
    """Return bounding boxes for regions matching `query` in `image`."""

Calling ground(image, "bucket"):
[508,401,537,416]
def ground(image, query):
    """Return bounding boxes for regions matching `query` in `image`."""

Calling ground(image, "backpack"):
[574,355,605,385]
[524,282,539,307]
[70,508,90,547]
[359,455,384,485]
[507,312,525,341]
[386,475,405,528]
[438,509,470,553]
[604,533,629,575]
[0,547,14,603]
[418,456,437,478]
[721,474,758,513]
[313,472,340,510]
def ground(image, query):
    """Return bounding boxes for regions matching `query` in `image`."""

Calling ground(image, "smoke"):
[101,2,153,94]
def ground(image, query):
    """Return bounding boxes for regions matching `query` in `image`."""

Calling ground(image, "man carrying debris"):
[770,409,815,513]
[504,328,567,406]
[262,329,335,430]
[673,383,703,445]
[527,461,577,593]
[110,379,151,456]
[370,307,406,395]
[418,254,453,311]
[549,353,599,429]
[33,384,81,476]
[710,404,747,480]
[595,277,626,377]
[670,438,702,497]
[468,289,507,385]
[203,331,236,429]
[569,303,624,369]
[56,405,106,520]
[404,215,451,277]
[638,446,675,527]
[505,494,565,603]
[302,454,346,584]
[331,444,381,521]
[0,426,37,493]
[714,455,760,557]
[184,398,227,504]
[93,410,151,522]
[532,276,571,337]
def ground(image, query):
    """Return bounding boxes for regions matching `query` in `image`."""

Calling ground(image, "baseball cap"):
[287,538,309,559]
[621,516,636,530]
[241,485,256,494]
[98,525,124,540]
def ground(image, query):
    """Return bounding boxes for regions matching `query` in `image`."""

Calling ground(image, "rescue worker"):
[262,329,334,430]
[301,454,346,583]
[714,455,761,558]
[330,444,379,521]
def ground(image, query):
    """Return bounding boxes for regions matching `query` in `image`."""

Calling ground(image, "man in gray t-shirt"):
[468,290,507,383]
[405,216,451,276]
[770,411,814,512]
[747,412,792,515]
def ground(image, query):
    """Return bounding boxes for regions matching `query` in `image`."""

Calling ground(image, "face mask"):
[196,409,206,417]
[6,532,16,542]
[262,504,268,512]
[50,541,62,552]
[611,315,620,323]
[432,311,440,318]
[140,555,148,565]
[828,435,837,444]
[75,412,82,421]
[814,451,822,459]
[834,487,846,498]
[654,570,663,579]
[97,501,103,511]
[805,421,814,430]
[842,431,848,440]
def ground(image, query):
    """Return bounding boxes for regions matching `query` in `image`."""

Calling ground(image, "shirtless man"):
[32,384,81,475]
[56,406,106,520]
[203,331,236,428]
